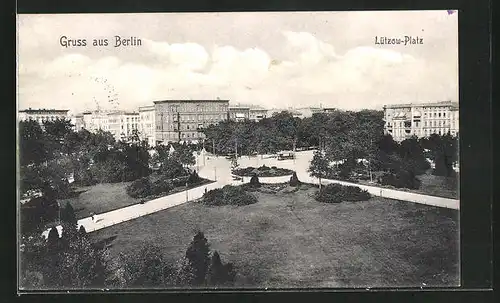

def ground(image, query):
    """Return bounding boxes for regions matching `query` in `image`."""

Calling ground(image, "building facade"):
[249,107,268,122]
[72,115,85,130]
[154,100,230,144]
[383,101,459,141]
[229,106,250,122]
[106,111,140,141]
[82,111,110,132]
[138,105,156,146]
[18,108,69,123]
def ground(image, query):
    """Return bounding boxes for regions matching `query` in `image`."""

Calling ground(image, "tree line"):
[19,119,197,235]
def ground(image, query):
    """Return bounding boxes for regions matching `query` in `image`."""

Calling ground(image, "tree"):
[78,226,87,238]
[47,227,61,249]
[171,143,195,168]
[185,231,211,286]
[56,234,111,288]
[207,251,225,286]
[289,172,300,187]
[120,244,174,287]
[249,173,261,188]
[19,120,51,166]
[309,150,330,179]
[43,118,75,154]
[60,202,77,227]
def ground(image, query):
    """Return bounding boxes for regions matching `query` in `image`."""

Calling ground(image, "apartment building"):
[18,108,69,123]
[81,111,111,133]
[106,111,140,141]
[138,105,156,146]
[249,107,268,122]
[229,106,250,122]
[154,99,230,144]
[383,101,459,141]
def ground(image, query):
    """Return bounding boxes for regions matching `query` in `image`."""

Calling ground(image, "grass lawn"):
[356,170,459,199]
[58,178,214,220]
[90,184,459,288]
[58,182,140,219]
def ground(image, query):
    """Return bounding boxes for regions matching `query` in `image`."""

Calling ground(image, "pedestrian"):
[204,187,207,194]
[91,212,95,222]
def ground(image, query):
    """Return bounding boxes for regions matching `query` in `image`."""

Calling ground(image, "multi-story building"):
[106,111,140,141]
[383,101,459,141]
[138,105,156,146]
[72,115,85,130]
[229,106,250,122]
[18,108,69,123]
[154,100,230,144]
[82,111,109,132]
[249,107,268,122]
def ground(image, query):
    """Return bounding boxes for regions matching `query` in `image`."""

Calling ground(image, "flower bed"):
[232,165,294,177]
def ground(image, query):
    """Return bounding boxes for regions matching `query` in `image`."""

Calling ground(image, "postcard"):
[17,11,459,291]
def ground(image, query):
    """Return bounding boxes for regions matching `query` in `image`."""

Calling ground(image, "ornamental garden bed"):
[232,165,294,177]
[126,171,213,202]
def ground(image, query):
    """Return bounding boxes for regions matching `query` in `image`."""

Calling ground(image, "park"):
[18,110,460,289]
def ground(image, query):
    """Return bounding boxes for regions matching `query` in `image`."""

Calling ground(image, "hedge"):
[378,170,421,189]
[315,183,371,203]
[202,185,257,206]
[233,165,293,177]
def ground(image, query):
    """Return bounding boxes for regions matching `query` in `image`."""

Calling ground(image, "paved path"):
[42,150,459,238]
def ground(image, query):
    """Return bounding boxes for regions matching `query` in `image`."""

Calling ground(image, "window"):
[187,125,190,130]
[443,112,446,117]
[424,121,427,127]
[433,113,437,117]
[438,113,441,117]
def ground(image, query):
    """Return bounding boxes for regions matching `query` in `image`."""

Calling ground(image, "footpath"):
[42,151,459,238]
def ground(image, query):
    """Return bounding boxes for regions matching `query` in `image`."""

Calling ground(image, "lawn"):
[90,184,459,288]
[58,182,140,219]
[357,170,459,199]
[58,178,214,220]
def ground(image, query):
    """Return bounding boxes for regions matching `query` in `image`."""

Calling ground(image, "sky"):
[17,11,458,114]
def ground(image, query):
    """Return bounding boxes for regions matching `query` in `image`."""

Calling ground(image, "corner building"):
[383,101,459,141]
[154,100,230,144]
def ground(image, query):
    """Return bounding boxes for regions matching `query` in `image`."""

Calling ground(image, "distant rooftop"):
[138,105,155,111]
[20,108,69,113]
[107,110,139,116]
[384,101,459,109]
[153,99,229,104]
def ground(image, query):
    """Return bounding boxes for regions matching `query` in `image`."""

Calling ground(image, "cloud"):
[145,39,209,71]
[18,20,457,113]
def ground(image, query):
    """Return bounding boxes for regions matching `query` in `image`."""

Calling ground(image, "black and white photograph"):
[17,11,460,290]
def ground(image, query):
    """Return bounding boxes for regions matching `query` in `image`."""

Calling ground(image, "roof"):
[138,105,155,111]
[153,100,229,104]
[19,108,69,113]
[384,101,459,109]
[107,111,139,116]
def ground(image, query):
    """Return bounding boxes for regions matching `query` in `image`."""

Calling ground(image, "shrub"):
[315,183,371,203]
[379,169,421,189]
[233,165,293,177]
[21,195,59,235]
[126,177,152,198]
[151,178,174,196]
[185,231,210,286]
[202,186,257,206]
[187,171,201,185]
[249,174,261,188]
[289,172,300,187]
